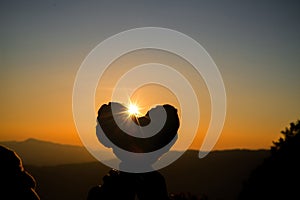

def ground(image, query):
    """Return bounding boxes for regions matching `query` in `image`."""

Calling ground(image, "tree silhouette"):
[239,120,300,200]
[271,120,300,154]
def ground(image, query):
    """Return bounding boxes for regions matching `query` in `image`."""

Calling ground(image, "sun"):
[127,104,140,116]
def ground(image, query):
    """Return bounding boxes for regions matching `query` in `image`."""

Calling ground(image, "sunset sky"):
[1,0,299,151]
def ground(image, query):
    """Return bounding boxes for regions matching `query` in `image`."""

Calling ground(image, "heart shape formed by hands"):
[96,102,180,153]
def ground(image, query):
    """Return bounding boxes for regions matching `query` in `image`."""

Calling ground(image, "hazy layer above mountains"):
[0,138,98,166]
[0,138,269,167]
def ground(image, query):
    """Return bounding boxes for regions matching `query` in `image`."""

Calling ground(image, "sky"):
[0,0,299,150]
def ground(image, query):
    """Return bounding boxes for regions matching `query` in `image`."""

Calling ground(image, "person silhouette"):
[88,102,180,200]
[0,145,40,200]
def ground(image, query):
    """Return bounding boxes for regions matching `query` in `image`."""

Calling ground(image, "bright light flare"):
[127,104,140,116]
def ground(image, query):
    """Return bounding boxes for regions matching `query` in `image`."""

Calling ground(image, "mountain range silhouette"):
[0,139,269,200]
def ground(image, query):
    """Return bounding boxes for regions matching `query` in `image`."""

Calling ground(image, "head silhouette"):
[96,102,180,169]
[0,145,40,199]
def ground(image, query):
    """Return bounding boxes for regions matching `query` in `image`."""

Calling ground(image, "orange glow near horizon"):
[0,49,297,151]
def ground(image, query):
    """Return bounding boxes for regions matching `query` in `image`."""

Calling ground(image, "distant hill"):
[160,149,270,200]
[25,149,269,200]
[0,138,101,166]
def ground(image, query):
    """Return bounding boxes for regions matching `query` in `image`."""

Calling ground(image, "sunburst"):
[127,103,140,116]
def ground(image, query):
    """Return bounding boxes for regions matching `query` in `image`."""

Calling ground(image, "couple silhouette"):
[0,101,179,200]
[88,102,180,200]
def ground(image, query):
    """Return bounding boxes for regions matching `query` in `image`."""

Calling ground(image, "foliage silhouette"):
[239,119,300,199]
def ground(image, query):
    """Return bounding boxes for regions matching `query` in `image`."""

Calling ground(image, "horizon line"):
[0,137,270,151]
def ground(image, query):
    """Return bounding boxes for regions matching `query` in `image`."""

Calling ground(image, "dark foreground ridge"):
[27,148,269,200]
